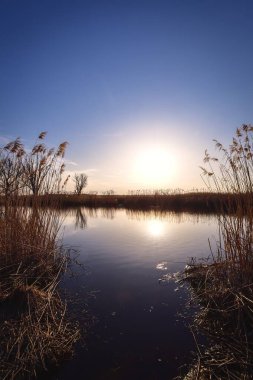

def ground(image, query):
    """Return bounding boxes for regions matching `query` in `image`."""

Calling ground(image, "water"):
[55,208,219,380]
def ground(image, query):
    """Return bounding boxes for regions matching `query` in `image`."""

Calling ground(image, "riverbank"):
[175,126,253,379]
[0,205,80,379]
[3,192,241,213]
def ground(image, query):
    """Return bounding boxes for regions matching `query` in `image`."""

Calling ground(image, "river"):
[54,208,219,380]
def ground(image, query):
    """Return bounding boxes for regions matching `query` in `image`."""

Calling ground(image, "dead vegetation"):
[0,133,80,379]
[177,125,253,379]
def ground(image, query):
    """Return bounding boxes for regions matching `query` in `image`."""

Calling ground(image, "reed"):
[199,124,253,281]
[177,125,253,379]
[0,133,80,379]
[17,192,234,214]
[0,132,68,199]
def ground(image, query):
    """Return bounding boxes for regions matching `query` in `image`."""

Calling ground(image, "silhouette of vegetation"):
[23,132,68,195]
[27,191,233,213]
[178,124,253,379]
[73,173,88,195]
[0,138,25,197]
[0,133,80,379]
[0,132,68,198]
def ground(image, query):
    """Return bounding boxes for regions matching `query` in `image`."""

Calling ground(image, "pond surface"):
[55,208,219,380]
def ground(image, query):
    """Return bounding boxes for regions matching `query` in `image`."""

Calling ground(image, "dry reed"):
[28,192,230,213]
[177,125,253,379]
[0,133,80,379]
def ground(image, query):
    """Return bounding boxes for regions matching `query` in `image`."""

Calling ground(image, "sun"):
[133,146,175,187]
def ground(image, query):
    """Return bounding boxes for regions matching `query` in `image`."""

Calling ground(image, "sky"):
[1,0,253,193]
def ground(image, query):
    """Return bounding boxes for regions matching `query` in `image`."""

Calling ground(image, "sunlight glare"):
[133,146,176,187]
[147,219,165,237]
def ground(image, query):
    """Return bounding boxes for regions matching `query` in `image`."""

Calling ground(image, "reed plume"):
[0,132,80,379]
[179,124,253,379]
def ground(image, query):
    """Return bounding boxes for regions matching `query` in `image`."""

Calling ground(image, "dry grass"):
[0,132,68,198]
[0,133,80,379]
[199,124,253,280]
[178,260,253,379]
[177,125,253,379]
[8,191,234,214]
[0,205,80,379]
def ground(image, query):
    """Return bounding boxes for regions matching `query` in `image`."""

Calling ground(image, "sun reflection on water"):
[147,219,165,237]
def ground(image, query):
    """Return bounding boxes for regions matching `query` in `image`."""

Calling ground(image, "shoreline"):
[2,192,241,213]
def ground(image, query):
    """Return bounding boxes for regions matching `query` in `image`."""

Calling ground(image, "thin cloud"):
[79,168,98,175]
[64,159,78,166]
[65,168,98,176]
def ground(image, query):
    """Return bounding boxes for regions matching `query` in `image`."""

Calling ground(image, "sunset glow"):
[133,147,176,188]
[1,1,253,193]
[2,1,253,378]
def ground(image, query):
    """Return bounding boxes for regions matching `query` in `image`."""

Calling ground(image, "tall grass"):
[0,132,69,199]
[38,192,229,213]
[199,124,253,278]
[178,125,253,379]
[200,124,253,194]
[0,134,79,379]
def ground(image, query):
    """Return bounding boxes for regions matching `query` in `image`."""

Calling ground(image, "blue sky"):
[1,0,253,192]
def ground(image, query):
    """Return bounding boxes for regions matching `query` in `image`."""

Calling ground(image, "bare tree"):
[73,173,88,195]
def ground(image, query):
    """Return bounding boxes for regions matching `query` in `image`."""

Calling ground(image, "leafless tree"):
[73,173,88,195]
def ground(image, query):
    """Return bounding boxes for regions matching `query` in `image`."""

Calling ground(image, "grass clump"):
[0,131,69,198]
[178,125,253,379]
[0,134,80,379]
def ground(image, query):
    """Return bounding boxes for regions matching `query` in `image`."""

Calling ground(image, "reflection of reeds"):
[126,209,214,224]
[178,125,253,379]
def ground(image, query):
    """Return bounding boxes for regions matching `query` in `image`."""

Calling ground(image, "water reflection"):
[100,208,116,219]
[65,207,215,231]
[57,207,218,380]
[147,219,165,237]
[126,208,213,224]
[74,208,87,229]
